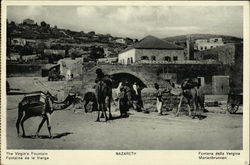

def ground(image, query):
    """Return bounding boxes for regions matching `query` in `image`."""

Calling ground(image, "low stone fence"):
[141,88,180,112]
[7,64,43,77]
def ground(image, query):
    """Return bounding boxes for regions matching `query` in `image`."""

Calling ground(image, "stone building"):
[115,38,126,44]
[44,49,66,57]
[118,36,184,64]
[58,57,83,80]
[194,38,224,51]
[11,38,26,46]
[97,57,118,64]
[194,43,241,65]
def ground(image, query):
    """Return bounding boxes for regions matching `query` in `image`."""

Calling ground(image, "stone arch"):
[109,70,148,88]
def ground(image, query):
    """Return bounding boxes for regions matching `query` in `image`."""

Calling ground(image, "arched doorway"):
[111,73,147,88]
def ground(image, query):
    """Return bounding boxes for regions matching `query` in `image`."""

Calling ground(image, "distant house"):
[92,35,100,42]
[23,18,35,25]
[44,49,66,57]
[118,35,185,65]
[194,38,224,51]
[11,38,26,46]
[68,48,89,57]
[9,53,21,61]
[26,39,36,46]
[115,38,126,44]
[97,57,118,64]
[76,36,89,42]
[103,47,116,58]
[22,54,39,61]
[57,57,83,79]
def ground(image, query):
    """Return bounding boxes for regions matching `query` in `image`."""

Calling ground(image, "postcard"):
[1,1,249,164]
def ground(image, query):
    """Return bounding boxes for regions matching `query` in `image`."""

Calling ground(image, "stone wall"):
[212,76,230,95]
[81,63,229,97]
[142,89,180,112]
[7,64,43,77]
[194,43,236,64]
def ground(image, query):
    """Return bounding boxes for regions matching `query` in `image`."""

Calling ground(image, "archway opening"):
[111,73,147,88]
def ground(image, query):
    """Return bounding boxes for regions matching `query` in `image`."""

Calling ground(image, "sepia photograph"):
[1,1,249,164]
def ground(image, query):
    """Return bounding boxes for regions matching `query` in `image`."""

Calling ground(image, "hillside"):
[163,34,243,43]
[7,20,135,45]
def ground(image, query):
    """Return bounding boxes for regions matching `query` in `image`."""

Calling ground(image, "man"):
[43,91,53,115]
[154,83,163,116]
[132,82,143,112]
[36,91,53,138]
[118,81,131,117]
[95,68,112,88]
[133,82,138,95]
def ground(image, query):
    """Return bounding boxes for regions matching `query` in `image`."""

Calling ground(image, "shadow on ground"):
[7,92,27,95]
[233,112,243,115]
[193,115,207,120]
[23,132,73,139]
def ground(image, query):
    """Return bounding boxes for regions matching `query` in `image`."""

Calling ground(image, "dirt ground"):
[6,77,243,150]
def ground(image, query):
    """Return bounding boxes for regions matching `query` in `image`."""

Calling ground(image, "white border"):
[1,1,249,165]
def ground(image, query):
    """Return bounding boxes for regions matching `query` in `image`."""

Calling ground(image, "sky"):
[7,6,243,39]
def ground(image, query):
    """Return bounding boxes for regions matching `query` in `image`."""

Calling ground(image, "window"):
[211,46,213,49]
[151,56,156,61]
[131,57,133,63]
[204,46,207,50]
[200,46,203,50]
[173,56,178,61]
[127,58,130,64]
[141,56,149,60]
[164,56,171,61]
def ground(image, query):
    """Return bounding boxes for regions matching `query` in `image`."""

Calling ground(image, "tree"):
[89,46,104,61]
[36,42,47,59]
[40,21,47,27]
[19,45,34,55]
[10,21,16,27]
[88,31,95,36]
[70,52,76,60]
